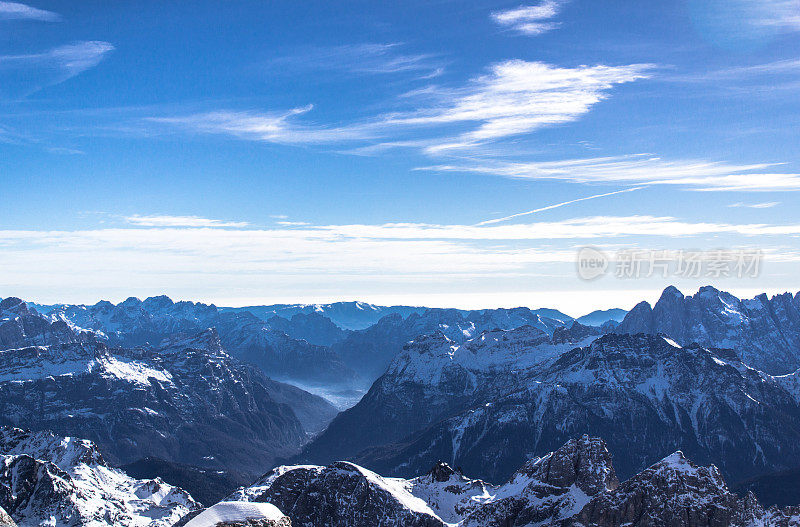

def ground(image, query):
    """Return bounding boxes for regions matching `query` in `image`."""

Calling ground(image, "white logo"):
[576,246,608,280]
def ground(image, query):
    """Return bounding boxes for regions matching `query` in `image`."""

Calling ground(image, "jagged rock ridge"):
[230,435,800,527]
[616,285,800,374]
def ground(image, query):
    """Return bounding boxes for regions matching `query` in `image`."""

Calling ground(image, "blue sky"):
[1,0,799,314]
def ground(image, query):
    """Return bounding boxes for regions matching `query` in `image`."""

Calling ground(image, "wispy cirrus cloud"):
[268,43,443,78]
[125,215,250,228]
[0,41,115,89]
[491,1,566,35]
[385,60,654,152]
[751,0,800,31]
[155,60,654,151]
[422,154,800,191]
[728,201,780,209]
[0,1,59,21]
[148,105,377,145]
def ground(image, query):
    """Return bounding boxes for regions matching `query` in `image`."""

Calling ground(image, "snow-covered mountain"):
[301,329,800,484]
[616,285,800,374]
[329,307,579,381]
[0,328,336,476]
[225,435,800,527]
[0,427,199,526]
[7,296,363,400]
[300,323,601,479]
[229,461,446,526]
[23,296,585,396]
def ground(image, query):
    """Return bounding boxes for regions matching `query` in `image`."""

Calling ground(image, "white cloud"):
[422,154,800,191]
[151,59,653,151]
[492,1,565,35]
[0,41,115,84]
[2,217,798,309]
[0,1,59,21]
[751,0,800,31]
[124,215,250,228]
[269,43,443,77]
[728,201,780,208]
[149,106,377,145]
[385,60,654,151]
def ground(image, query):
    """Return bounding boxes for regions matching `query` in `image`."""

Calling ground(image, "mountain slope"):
[303,329,800,484]
[616,285,800,374]
[0,427,199,526]
[300,324,600,477]
[0,329,334,475]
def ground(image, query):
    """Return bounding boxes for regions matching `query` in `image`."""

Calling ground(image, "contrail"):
[476,186,646,226]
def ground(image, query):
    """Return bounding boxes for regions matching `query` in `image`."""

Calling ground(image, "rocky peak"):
[518,435,618,495]
[428,461,456,482]
[235,462,444,527]
[0,427,107,470]
[120,296,143,308]
[616,285,800,374]
[0,298,27,317]
[661,284,686,300]
[0,427,199,526]
[142,294,175,312]
[573,450,753,527]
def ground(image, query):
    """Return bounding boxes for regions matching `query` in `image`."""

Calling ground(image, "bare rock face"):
[572,451,800,527]
[615,285,800,375]
[230,462,445,527]
[0,297,95,350]
[462,435,618,527]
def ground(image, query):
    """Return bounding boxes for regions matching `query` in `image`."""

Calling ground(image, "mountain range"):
[5,285,800,525]
[21,295,623,404]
